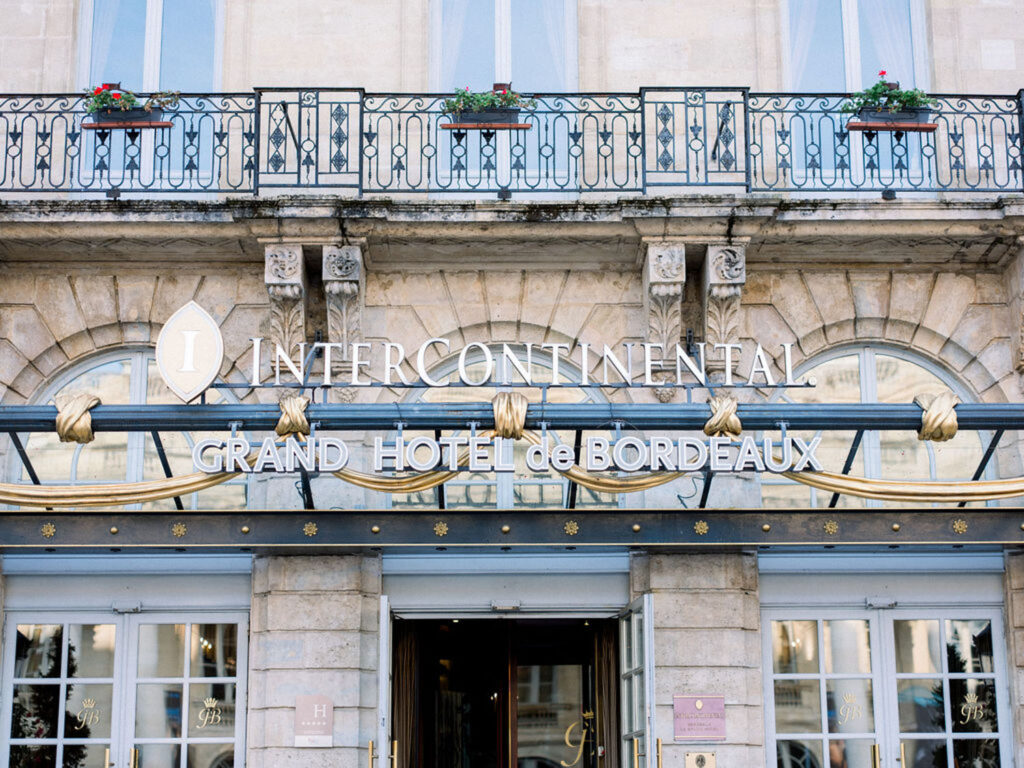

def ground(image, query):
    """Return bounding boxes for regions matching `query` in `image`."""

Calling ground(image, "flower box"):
[449,107,521,124]
[89,107,165,124]
[855,106,933,124]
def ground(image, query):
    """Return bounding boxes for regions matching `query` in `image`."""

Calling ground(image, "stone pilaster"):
[704,244,746,376]
[643,552,764,767]
[247,554,382,768]
[264,243,307,359]
[1004,551,1024,768]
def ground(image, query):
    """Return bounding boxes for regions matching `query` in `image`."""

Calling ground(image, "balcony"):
[0,88,1021,198]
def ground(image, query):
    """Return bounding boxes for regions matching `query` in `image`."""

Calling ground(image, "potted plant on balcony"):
[441,83,536,125]
[84,83,180,123]
[842,70,938,126]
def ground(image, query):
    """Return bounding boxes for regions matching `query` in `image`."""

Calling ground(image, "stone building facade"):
[1,2,1023,768]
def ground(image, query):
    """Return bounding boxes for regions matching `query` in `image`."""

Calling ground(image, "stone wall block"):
[0,274,35,306]
[849,272,891,319]
[58,330,96,362]
[116,276,157,324]
[652,590,758,629]
[33,276,86,343]
[89,324,124,349]
[739,306,797,361]
[577,304,643,352]
[649,553,757,591]
[257,747,362,768]
[196,275,242,324]
[71,276,118,329]
[769,273,824,340]
[0,306,57,363]
[442,271,489,330]
[654,628,760,667]
[889,272,935,326]
[32,344,68,377]
[152,275,203,323]
[919,273,976,341]
[10,365,43,399]
[483,271,526,324]
[742,271,771,304]
[257,668,362,708]
[975,273,1007,304]
[948,304,1009,360]
[264,592,363,632]
[803,271,854,327]
[265,555,367,593]
[654,665,763,705]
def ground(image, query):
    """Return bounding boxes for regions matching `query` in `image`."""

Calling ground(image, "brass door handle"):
[871,744,880,768]
[633,737,641,768]
[130,748,139,768]
[391,739,398,768]
[900,742,907,765]
[656,738,662,768]
[103,747,114,768]
[368,739,375,768]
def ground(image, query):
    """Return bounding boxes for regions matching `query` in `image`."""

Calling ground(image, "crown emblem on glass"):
[203,697,219,709]
[964,693,979,705]
[843,693,856,704]
[81,698,96,709]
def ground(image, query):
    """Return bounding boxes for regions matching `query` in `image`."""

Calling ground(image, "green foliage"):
[442,87,537,116]
[83,83,181,114]
[841,72,937,114]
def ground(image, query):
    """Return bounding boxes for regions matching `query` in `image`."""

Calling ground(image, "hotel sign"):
[154,302,819,476]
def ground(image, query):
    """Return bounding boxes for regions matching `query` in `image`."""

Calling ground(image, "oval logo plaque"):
[156,301,224,403]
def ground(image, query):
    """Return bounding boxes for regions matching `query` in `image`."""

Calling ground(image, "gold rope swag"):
[3,389,1022,507]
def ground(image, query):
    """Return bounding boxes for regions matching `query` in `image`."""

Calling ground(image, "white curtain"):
[539,0,566,91]
[857,0,915,86]
[89,0,123,84]
[439,0,471,90]
[787,0,818,92]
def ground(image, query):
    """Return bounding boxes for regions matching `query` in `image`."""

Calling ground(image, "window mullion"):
[841,0,862,91]
[142,0,163,90]
[494,0,512,83]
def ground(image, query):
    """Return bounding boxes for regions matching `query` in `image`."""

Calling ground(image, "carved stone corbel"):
[264,243,307,358]
[643,241,686,401]
[704,244,746,375]
[644,241,686,350]
[322,243,364,368]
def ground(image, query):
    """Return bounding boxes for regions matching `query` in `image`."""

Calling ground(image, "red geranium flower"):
[501,89,507,94]
[878,69,887,76]
[101,83,116,90]
[112,92,121,99]
[93,86,102,95]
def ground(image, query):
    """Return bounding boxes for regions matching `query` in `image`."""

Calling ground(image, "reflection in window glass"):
[764,348,988,509]
[90,0,146,87]
[776,739,822,768]
[774,679,821,733]
[787,0,846,91]
[823,620,870,674]
[946,619,993,674]
[773,620,818,674]
[897,678,945,733]
[894,620,940,674]
[161,0,217,90]
[14,352,247,510]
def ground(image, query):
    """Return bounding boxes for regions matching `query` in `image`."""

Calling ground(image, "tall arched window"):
[761,346,992,508]
[385,346,619,510]
[10,349,246,510]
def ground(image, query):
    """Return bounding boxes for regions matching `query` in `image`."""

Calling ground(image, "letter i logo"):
[156,301,225,402]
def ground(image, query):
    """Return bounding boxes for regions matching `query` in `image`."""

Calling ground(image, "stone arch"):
[741,268,1014,404]
[0,272,270,405]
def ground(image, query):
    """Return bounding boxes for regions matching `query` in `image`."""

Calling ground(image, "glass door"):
[3,617,123,768]
[887,613,1008,768]
[2,613,247,768]
[765,609,1011,768]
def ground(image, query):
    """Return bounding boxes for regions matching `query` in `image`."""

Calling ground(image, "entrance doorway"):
[391,619,619,768]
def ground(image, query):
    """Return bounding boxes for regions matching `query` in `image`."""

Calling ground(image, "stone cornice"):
[0,195,1021,268]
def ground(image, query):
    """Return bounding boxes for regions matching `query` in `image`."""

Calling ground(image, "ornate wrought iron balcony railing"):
[0,88,1020,197]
